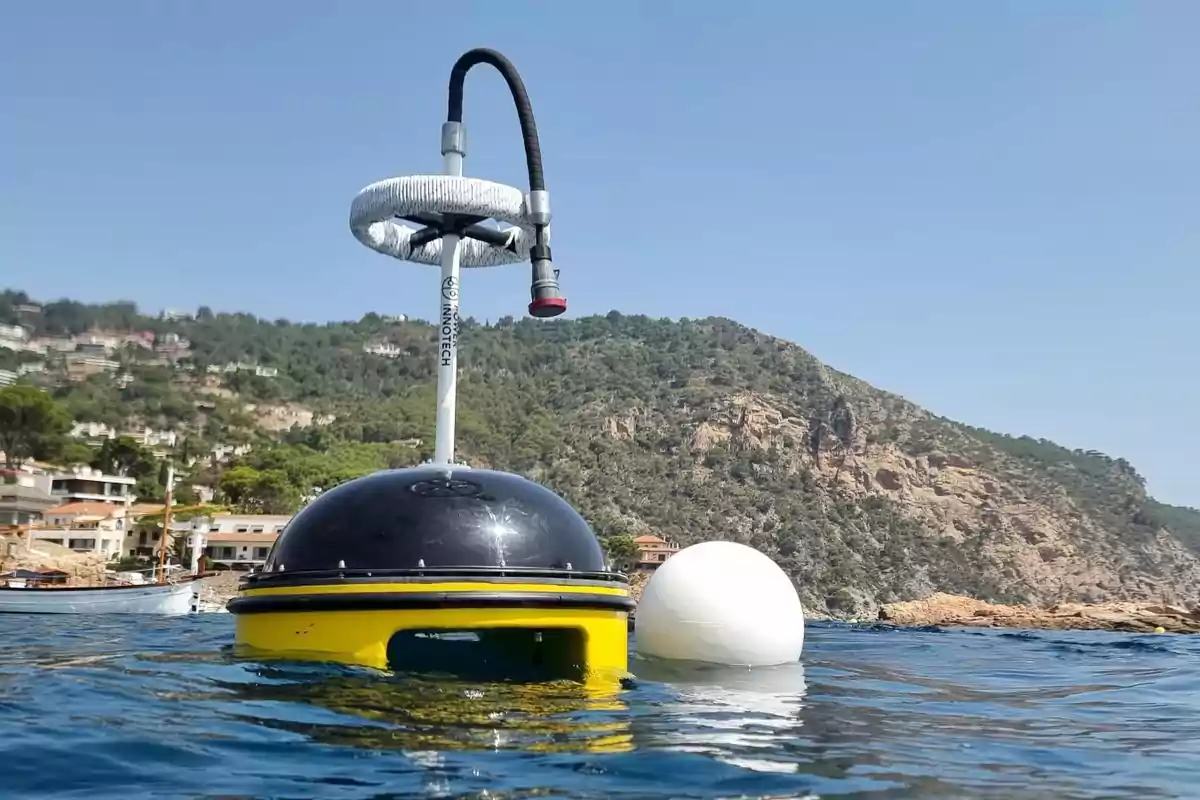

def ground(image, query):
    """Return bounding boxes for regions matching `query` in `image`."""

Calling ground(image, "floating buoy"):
[225,49,638,688]
[228,467,633,684]
[634,541,805,667]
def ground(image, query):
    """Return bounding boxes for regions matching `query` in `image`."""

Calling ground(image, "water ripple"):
[0,617,1195,798]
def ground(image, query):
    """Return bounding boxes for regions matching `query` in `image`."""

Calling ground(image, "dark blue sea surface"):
[0,617,1196,799]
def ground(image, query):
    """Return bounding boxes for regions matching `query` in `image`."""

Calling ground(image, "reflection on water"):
[1,617,1198,799]
[215,658,812,765]
[632,657,808,774]
[213,662,634,753]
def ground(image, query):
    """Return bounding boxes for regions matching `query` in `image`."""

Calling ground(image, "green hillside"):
[3,288,1197,615]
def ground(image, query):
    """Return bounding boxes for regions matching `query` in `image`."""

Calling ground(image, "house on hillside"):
[169,515,292,573]
[30,501,129,557]
[74,333,116,355]
[0,324,26,352]
[0,478,57,527]
[42,501,128,529]
[363,341,403,358]
[0,323,27,341]
[210,513,292,536]
[32,336,76,355]
[28,466,136,506]
[210,443,252,462]
[203,531,278,570]
[634,534,680,571]
[70,421,118,443]
[123,331,156,351]
[64,353,120,380]
[206,362,276,378]
[67,423,178,451]
[127,427,178,450]
[193,513,292,570]
[121,504,193,559]
[154,332,191,360]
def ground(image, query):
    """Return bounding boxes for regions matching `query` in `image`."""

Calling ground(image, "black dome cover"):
[264,467,607,573]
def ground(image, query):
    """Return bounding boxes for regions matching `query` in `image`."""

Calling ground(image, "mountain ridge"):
[2,288,1197,617]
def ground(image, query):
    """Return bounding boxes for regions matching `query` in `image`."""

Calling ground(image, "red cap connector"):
[528,296,567,318]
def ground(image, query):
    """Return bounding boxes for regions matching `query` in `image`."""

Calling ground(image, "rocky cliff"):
[510,320,1200,620]
[643,388,1200,618]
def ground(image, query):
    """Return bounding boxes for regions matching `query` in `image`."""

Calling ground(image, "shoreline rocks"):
[878,592,1200,634]
[195,572,242,610]
[199,571,1199,635]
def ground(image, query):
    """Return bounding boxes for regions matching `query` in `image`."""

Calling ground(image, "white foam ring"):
[349,174,549,267]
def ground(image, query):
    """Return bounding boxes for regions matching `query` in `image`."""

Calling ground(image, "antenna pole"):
[433,128,465,465]
[350,48,566,469]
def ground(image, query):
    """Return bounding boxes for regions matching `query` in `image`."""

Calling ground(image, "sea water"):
[0,616,1196,799]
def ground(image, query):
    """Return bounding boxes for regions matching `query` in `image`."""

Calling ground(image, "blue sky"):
[1,3,1196,505]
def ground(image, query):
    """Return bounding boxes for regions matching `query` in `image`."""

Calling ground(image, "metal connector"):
[530,259,558,296]
[440,121,466,157]
[527,189,551,226]
[528,249,567,318]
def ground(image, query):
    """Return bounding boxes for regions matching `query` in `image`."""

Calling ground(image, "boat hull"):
[0,581,198,615]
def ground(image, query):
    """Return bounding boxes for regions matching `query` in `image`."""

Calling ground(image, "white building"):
[74,332,120,353]
[195,513,290,570]
[210,513,291,535]
[31,466,137,506]
[202,531,278,569]
[363,341,403,358]
[34,337,77,354]
[64,353,120,379]
[210,443,252,462]
[0,324,27,351]
[127,427,178,449]
[0,477,57,526]
[30,501,129,558]
[67,423,177,450]
[70,421,118,442]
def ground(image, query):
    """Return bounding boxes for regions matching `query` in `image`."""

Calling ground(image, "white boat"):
[0,578,200,615]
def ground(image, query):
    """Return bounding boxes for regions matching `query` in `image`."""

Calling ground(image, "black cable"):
[447,48,545,193]
[447,48,562,318]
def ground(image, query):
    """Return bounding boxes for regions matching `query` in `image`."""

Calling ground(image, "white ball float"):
[634,541,805,667]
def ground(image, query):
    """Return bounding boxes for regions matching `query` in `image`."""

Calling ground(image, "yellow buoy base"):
[230,579,632,688]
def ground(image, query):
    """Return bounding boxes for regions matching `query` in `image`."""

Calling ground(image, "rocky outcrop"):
[879,592,1200,633]
[0,538,108,586]
[670,390,1200,611]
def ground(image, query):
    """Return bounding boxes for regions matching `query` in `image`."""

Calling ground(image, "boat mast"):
[156,462,174,584]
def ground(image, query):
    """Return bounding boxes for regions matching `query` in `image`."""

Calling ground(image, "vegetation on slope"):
[3,288,1197,612]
